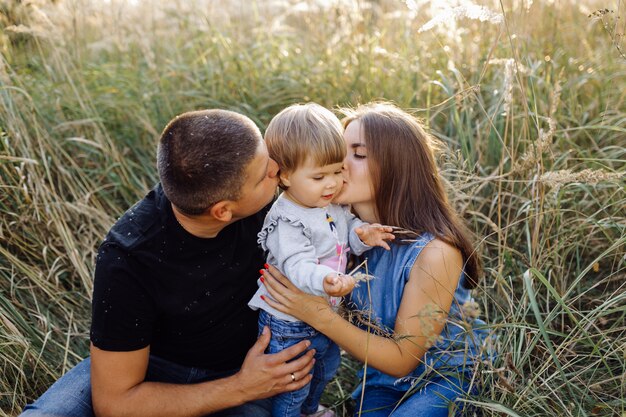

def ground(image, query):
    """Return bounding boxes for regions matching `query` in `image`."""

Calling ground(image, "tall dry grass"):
[0,0,624,416]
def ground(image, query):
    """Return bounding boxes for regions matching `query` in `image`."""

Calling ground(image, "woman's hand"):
[261,264,336,327]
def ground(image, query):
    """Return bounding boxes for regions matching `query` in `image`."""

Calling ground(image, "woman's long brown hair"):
[341,103,482,288]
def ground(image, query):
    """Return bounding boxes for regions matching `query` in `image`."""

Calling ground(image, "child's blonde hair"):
[265,103,346,173]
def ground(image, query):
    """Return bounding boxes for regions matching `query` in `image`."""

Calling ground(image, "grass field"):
[0,0,624,415]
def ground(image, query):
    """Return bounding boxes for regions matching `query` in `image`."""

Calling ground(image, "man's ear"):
[209,201,233,223]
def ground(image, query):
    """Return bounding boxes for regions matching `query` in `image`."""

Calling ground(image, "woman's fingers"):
[262,291,289,313]
[265,264,297,289]
[262,272,292,304]
[263,265,305,305]
[262,263,332,322]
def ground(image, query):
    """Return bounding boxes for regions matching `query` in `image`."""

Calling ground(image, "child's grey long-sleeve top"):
[248,194,370,322]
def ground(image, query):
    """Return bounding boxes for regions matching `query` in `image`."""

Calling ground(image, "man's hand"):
[231,326,316,401]
[91,327,316,417]
[355,223,395,250]
[323,273,356,297]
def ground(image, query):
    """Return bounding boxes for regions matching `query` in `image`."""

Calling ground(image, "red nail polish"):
[260,276,265,283]
[260,295,265,301]
[264,263,269,269]
[259,269,264,275]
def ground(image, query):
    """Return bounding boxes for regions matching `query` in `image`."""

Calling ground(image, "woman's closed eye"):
[354,152,366,159]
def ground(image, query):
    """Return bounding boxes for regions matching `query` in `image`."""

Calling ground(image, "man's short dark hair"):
[157,109,261,215]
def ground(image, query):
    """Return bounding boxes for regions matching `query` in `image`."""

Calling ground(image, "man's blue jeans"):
[258,310,340,417]
[20,355,271,417]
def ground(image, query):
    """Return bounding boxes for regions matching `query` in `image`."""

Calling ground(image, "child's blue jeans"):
[259,310,341,417]
[19,354,271,417]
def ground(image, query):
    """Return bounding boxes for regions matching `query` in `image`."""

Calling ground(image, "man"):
[21,109,315,417]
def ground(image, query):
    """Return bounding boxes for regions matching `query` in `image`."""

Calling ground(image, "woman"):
[261,102,490,416]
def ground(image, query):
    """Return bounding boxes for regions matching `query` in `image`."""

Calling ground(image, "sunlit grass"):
[0,0,624,415]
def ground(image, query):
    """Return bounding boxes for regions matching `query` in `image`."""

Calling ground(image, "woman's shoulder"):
[410,237,463,283]
[414,237,462,265]
[420,236,461,252]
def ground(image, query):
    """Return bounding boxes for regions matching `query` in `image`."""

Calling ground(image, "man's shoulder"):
[104,184,167,252]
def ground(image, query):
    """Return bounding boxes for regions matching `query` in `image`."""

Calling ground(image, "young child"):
[248,103,394,417]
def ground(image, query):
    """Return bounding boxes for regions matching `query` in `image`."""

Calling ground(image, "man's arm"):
[91,327,315,417]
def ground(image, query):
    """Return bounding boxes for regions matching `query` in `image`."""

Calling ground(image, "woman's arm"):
[262,239,462,377]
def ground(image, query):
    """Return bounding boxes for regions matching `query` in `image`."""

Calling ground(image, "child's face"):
[280,158,344,208]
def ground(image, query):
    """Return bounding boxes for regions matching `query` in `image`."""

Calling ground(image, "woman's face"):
[333,120,376,217]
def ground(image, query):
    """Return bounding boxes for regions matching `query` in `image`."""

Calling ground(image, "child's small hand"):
[356,223,395,250]
[323,273,356,297]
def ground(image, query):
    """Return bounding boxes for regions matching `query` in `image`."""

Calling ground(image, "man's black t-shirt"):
[90,184,268,371]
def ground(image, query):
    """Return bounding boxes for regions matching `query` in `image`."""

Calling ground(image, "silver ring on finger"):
[290,372,296,382]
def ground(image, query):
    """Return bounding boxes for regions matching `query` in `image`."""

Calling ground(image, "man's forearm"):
[91,327,315,417]
[94,373,249,417]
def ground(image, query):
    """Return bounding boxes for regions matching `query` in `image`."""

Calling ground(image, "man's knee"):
[19,358,94,417]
